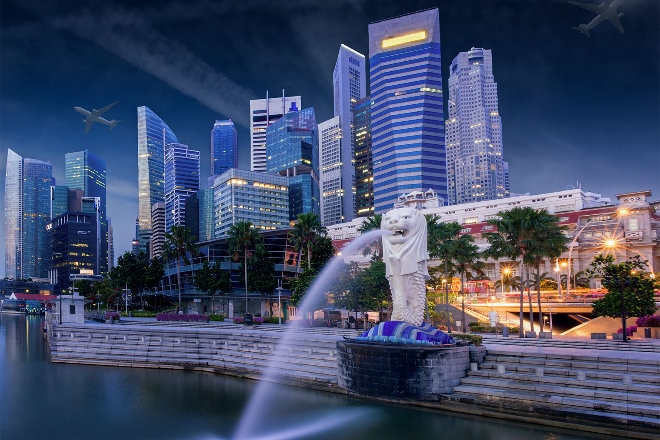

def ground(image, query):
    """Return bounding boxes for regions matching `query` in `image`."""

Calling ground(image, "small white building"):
[53,293,85,324]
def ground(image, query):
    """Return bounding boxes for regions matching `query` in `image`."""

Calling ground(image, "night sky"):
[1,0,658,274]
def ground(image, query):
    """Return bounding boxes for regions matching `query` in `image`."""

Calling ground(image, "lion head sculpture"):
[381,207,429,325]
[381,207,429,277]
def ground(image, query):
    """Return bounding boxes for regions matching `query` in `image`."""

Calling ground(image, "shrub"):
[209,314,225,322]
[121,310,156,318]
[452,333,483,346]
[636,315,660,327]
[263,316,281,324]
[155,313,209,323]
[105,311,120,320]
[617,325,637,336]
[231,316,264,324]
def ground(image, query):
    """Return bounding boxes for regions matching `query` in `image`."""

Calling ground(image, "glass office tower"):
[353,96,374,217]
[446,47,510,205]
[211,169,289,237]
[332,44,366,222]
[318,116,342,226]
[250,93,301,172]
[368,8,447,212]
[164,143,200,232]
[4,149,53,279]
[211,119,238,176]
[266,107,320,220]
[137,106,179,253]
[65,150,109,272]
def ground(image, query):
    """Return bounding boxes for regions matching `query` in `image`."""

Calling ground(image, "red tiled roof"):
[12,293,57,301]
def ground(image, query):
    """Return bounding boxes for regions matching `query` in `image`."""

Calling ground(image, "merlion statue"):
[381,207,430,326]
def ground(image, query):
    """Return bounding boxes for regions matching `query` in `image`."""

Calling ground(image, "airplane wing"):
[94,101,118,116]
[608,13,624,33]
[569,1,601,14]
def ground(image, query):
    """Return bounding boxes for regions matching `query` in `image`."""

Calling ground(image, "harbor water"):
[0,313,601,440]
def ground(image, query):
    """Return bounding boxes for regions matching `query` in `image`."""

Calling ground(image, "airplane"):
[570,0,626,37]
[74,101,120,133]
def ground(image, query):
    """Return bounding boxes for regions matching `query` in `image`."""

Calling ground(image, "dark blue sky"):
[1,0,658,273]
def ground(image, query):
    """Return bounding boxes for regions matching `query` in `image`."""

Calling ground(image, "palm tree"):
[426,216,463,331]
[484,207,560,337]
[524,217,568,331]
[227,221,262,314]
[162,225,199,311]
[290,213,327,271]
[452,234,483,332]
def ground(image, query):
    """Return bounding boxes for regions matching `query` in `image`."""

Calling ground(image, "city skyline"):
[1,0,658,275]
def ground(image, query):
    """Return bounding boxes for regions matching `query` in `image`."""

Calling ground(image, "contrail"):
[11,0,255,128]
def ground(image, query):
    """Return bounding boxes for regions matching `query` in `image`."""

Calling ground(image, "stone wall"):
[337,341,469,399]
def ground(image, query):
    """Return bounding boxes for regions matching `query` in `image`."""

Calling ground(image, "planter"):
[612,333,624,341]
[525,331,537,338]
[651,328,660,339]
[539,332,552,339]
[501,327,510,337]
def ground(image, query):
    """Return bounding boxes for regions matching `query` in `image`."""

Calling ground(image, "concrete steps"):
[452,342,660,431]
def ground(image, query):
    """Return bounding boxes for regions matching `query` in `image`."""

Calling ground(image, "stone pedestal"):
[337,341,469,399]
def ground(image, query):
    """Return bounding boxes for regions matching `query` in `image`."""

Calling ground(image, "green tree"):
[452,234,483,332]
[227,221,262,314]
[290,213,327,271]
[358,214,382,260]
[309,235,335,271]
[290,267,317,307]
[426,217,463,330]
[484,207,561,337]
[587,255,656,341]
[194,260,232,314]
[523,214,568,331]
[248,244,278,316]
[110,251,155,310]
[162,226,199,311]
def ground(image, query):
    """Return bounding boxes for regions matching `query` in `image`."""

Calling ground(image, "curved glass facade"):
[137,106,178,252]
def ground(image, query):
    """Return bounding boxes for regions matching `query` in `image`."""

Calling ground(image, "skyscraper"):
[4,148,53,279]
[249,93,301,172]
[211,119,237,176]
[318,116,342,226]
[164,143,200,232]
[353,96,374,217]
[332,44,367,222]
[446,47,509,205]
[210,169,289,237]
[266,107,320,220]
[368,8,447,212]
[65,150,109,271]
[137,106,179,253]
[150,202,166,259]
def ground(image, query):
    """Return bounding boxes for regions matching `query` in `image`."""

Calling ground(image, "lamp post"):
[275,286,283,325]
[442,278,451,332]
[501,267,511,297]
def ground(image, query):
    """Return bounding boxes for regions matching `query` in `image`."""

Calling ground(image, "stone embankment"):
[48,321,344,391]
[47,321,659,439]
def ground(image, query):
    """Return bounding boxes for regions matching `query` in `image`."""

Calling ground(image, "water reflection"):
[0,313,601,440]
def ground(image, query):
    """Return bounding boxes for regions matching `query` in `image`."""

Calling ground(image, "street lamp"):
[501,267,511,296]
[275,286,283,325]
[442,278,451,332]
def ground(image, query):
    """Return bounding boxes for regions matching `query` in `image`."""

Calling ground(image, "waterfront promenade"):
[47,318,660,439]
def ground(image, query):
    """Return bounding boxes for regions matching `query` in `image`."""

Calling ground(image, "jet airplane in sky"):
[570,0,625,37]
[74,101,120,133]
